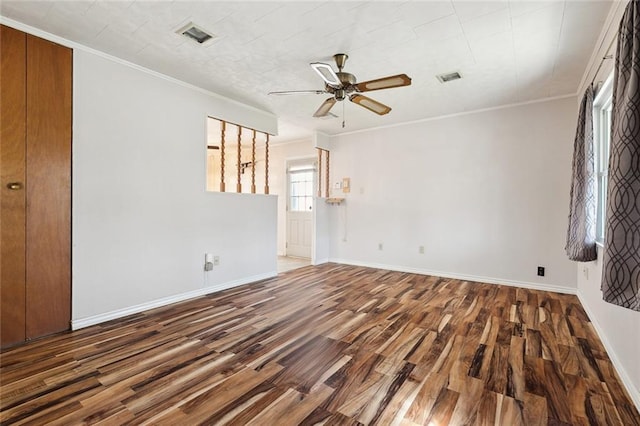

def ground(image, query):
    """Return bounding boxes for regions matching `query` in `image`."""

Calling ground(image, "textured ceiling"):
[1,1,612,141]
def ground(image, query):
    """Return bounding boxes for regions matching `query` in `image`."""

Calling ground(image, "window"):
[289,167,314,212]
[594,75,613,244]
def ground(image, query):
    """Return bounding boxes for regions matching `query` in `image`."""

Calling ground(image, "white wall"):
[268,139,317,256]
[313,200,330,264]
[73,50,278,325]
[575,0,640,408]
[328,96,578,292]
[577,255,640,407]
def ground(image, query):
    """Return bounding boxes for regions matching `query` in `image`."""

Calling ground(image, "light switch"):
[342,178,350,193]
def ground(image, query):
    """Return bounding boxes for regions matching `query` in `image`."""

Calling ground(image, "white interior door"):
[286,166,314,258]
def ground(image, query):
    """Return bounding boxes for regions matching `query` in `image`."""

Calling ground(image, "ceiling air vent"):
[176,22,216,45]
[436,71,462,83]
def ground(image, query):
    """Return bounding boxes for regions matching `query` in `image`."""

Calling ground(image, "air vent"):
[176,22,216,45]
[436,71,462,83]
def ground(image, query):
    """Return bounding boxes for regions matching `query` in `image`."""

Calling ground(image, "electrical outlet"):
[419,246,425,254]
[204,253,214,271]
[537,266,545,277]
[378,243,383,251]
[214,256,220,266]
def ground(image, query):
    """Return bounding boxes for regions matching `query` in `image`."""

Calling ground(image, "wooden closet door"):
[25,34,72,339]
[1,25,27,347]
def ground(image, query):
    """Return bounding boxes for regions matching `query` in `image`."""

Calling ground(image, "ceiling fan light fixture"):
[350,95,391,115]
[311,62,341,87]
[272,53,409,120]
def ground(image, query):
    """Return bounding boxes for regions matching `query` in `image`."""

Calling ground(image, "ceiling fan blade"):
[310,62,341,87]
[350,94,391,115]
[313,97,337,117]
[268,90,327,95]
[355,74,411,92]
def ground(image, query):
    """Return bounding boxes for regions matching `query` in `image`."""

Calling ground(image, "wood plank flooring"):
[1,263,639,425]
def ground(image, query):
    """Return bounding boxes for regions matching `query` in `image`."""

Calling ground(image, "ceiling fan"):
[269,53,411,119]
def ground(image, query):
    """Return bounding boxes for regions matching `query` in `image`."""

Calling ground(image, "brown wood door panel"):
[1,25,27,347]
[25,34,72,339]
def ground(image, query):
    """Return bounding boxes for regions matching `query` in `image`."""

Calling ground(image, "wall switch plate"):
[342,178,350,193]
[537,266,545,277]
[419,246,425,254]
[213,256,220,266]
[378,243,383,251]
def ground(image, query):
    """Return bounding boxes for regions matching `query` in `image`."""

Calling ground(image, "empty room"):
[1,1,639,425]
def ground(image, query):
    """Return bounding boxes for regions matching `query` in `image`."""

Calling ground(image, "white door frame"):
[285,157,316,259]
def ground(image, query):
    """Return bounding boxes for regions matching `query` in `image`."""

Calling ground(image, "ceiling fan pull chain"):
[342,101,346,128]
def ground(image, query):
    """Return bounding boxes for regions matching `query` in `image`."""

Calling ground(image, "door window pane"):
[289,170,314,212]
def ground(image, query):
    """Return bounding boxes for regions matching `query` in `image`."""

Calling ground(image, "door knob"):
[7,182,23,190]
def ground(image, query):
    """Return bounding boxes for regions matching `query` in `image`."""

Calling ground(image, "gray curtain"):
[602,0,640,311]
[566,85,597,262]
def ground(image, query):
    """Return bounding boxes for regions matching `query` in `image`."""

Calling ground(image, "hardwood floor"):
[1,264,639,425]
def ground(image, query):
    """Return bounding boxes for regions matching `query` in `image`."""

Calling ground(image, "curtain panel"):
[602,0,640,311]
[566,86,597,262]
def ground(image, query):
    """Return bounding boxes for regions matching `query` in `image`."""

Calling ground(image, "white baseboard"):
[576,290,640,411]
[313,257,329,266]
[71,271,277,330]
[328,258,577,295]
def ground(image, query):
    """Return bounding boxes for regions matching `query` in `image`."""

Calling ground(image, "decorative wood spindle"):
[236,125,242,193]
[264,133,270,195]
[251,130,256,194]
[325,150,330,198]
[220,121,226,192]
[317,148,323,197]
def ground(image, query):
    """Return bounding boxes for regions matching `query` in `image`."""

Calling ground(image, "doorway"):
[285,160,315,260]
